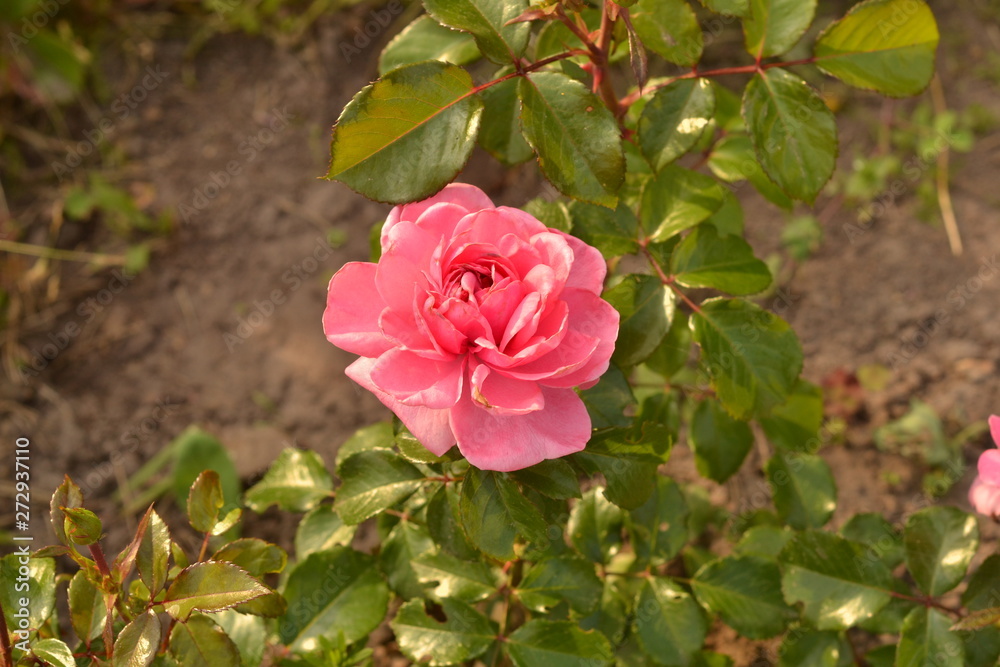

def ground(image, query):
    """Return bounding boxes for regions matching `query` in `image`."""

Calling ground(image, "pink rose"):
[323,184,619,471]
[970,415,1000,518]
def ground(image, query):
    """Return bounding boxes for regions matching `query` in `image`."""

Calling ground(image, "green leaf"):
[335,422,395,468]
[113,611,161,667]
[211,539,286,577]
[294,505,356,559]
[692,555,796,639]
[698,0,749,16]
[640,166,727,242]
[571,425,672,510]
[627,477,689,565]
[68,569,106,643]
[743,0,817,58]
[516,556,602,614]
[630,0,703,66]
[898,607,965,667]
[31,639,75,667]
[903,506,978,597]
[567,201,639,259]
[759,379,824,451]
[524,198,573,233]
[766,451,837,529]
[380,520,435,599]
[779,531,894,630]
[378,15,481,75]
[335,449,423,524]
[279,547,389,651]
[646,311,692,379]
[50,475,83,546]
[841,513,904,570]
[169,614,241,667]
[244,448,333,513]
[689,398,754,483]
[137,509,171,596]
[579,364,636,429]
[511,459,581,500]
[707,133,794,209]
[604,274,674,367]
[413,550,501,603]
[422,0,529,64]
[814,0,939,97]
[706,192,746,238]
[690,297,803,419]
[639,79,715,171]
[734,525,793,558]
[188,470,225,534]
[671,224,772,295]
[478,76,533,166]
[506,620,613,667]
[163,562,269,621]
[0,555,55,636]
[568,487,625,564]
[392,598,497,666]
[213,611,266,667]
[777,630,850,667]
[459,468,547,560]
[519,72,625,207]
[326,61,483,204]
[633,578,708,665]
[951,607,1000,632]
[742,68,837,203]
[171,427,241,514]
[426,485,479,560]
[962,554,1000,611]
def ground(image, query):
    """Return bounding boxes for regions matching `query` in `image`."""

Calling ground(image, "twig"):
[0,239,128,266]
[929,74,962,256]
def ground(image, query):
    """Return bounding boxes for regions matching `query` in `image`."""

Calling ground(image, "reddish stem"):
[619,56,820,108]
[89,543,111,578]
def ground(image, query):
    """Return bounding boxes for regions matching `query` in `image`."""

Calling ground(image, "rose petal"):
[469,363,544,415]
[561,232,607,295]
[450,387,590,471]
[323,262,392,357]
[382,184,494,249]
[451,207,548,247]
[978,449,1000,486]
[970,477,1000,518]
[377,221,440,312]
[370,348,465,409]
[346,357,456,455]
[541,288,619,388]
[991,415,1000,448]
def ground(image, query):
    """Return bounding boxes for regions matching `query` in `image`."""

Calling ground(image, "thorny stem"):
[640,240,703,316]
[593,2,623,117]
[89,543,111,578]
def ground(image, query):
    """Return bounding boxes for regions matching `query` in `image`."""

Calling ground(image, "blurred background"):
[0,1,998,659]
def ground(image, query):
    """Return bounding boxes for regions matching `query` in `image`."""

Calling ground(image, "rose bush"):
[323,183,619,471]
[969,414,1000,518]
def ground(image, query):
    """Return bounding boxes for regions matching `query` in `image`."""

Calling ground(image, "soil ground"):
[2,3,999,665]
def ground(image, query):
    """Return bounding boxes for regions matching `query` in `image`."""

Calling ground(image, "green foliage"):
[15,1,986,664]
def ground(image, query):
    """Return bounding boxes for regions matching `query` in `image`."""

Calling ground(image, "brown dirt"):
[2,4,999,666]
